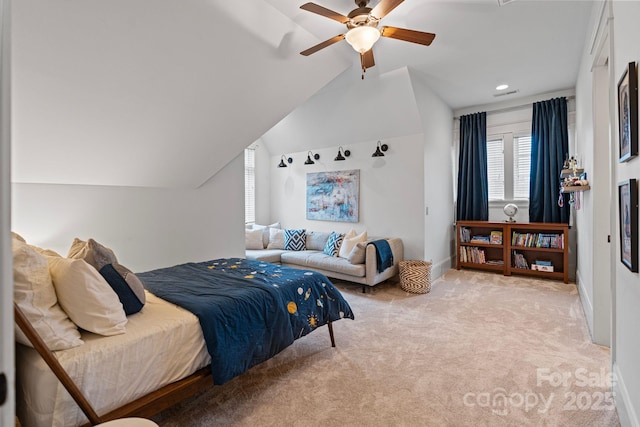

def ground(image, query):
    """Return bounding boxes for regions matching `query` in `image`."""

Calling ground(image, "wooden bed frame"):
[14,303,336,426]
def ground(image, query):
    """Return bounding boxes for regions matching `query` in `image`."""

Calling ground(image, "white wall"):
[269,135,425,262]
[408,69,455,278]
[573,1,640,425]
[0,0,14,424]
[574,0,612,348]
[11,154,246,273]
[609,2,640,425]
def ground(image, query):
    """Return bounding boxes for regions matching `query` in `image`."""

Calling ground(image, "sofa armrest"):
[364,238,404,286]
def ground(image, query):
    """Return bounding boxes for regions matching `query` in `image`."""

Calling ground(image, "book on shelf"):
[490,230,503,245]
[512,251,529,269]
[470,235,490,244]
[459,227,471,243]
[459,246,486,264]
[532,264,554,272]
[511,232,564,249]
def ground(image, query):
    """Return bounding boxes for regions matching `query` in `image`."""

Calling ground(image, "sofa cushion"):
[250,222,281,248]
[339,230,368,258]
[245,249,286,263]
[284,229,306,251]
[281,251,366,277]
[323,231,344,257]
[245,228,264,249]
[347,241,368,264]
[305,231,331,251]
[267,228,285,249]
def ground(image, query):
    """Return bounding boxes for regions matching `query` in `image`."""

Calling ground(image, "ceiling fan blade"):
[361,49,375,70]
[300,34,346,56]
[300,3,350,24]
[380,26,436,46]
[370,0,404,19]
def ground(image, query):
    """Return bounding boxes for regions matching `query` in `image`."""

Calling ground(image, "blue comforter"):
[138,258,354,384]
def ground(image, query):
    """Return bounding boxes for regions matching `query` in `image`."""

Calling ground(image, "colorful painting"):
[306,170,359,222]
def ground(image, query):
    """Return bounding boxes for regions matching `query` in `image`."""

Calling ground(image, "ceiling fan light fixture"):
[345,25,380,54]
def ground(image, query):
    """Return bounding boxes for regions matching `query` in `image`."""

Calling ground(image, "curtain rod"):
[454,95,576,120]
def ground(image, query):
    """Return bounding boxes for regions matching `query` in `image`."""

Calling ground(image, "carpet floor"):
[153,269,619,426]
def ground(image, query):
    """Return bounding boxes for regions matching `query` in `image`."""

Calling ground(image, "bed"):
[15,257,354,427]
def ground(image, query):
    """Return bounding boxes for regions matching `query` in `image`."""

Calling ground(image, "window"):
[244,148,255,224]
[486,132,531,202]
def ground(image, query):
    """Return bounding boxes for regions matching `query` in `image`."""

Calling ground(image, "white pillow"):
[245,228,265,250]
[48,257,127,336]
[251,222,281,248]
[339,230,368,258]
[267,228,285,249]
[12,237,83,350]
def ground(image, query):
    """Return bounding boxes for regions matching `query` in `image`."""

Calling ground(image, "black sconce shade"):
[334,146,351,161]
[372,141,388,157]
[305,151,320,165]
[278,155,293,168]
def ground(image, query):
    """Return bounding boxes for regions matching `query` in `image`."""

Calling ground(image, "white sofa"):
[245,228,404,291]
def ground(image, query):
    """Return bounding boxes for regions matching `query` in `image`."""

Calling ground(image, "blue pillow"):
[323,232,344,257]
[99,263,145,315]
[284,229,306,251]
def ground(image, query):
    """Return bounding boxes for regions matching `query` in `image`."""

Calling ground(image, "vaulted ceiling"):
[12,0,594,188]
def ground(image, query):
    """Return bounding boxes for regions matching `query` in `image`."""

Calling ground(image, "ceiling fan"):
[299,0,436,76]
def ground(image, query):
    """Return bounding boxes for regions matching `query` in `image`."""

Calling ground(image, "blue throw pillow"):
[99,263,145,315]
[284,229,306,251]
[323,232,344,257]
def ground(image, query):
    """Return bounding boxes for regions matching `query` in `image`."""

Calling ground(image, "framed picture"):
[306,170,359,222]
[619,179,638,272]
[618,61,638,162]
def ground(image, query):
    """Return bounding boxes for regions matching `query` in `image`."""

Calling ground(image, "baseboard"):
[614,363,640,427]
[576,269,594,340]
[431,256,453,281]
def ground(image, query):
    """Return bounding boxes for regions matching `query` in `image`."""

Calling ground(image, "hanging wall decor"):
[306,170,360,223]
[619,178,638,272]
[617,61,638,162]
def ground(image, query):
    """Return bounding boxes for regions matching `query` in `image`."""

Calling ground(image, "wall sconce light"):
[334,146,351,161]
[372,141,389,157]
[278,155,293,168]
[305,151,320,165]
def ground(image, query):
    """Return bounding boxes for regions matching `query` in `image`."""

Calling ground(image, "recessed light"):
[496,84,509,91]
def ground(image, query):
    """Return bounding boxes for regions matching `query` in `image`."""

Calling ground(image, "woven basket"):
[399,260,432,294]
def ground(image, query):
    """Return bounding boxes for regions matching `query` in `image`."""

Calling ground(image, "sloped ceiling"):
[12,0,350,188]
[260,66,424,155]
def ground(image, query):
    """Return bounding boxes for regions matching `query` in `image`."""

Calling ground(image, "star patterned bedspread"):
[138,258,354,384]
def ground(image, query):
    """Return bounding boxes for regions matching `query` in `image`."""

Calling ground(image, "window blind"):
[487,137,504,200]
[513,135,531,199]
[244,148,256,224]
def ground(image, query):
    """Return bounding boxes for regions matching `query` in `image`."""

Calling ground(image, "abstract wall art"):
[306,170,359,223]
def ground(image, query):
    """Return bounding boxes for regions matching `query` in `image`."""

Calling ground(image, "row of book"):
[459,246,486,264]
[459,227,503,245]
[512,252,555,271]
[459,247,506,265]
[511,232,564,249]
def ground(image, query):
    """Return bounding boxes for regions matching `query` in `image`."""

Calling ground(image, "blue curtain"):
[529,97,570,223]
[456,112,488,221]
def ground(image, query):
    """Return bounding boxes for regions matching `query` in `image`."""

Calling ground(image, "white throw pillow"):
[12,237,83,350]
[251,222,281,248]
[267,228,285,249]
[245,228,265,250]
[48,257,127,336]
[339,230,368,258]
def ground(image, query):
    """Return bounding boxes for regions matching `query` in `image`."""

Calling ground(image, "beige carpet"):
[153,269,619,426]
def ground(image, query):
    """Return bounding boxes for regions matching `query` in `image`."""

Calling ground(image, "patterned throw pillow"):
[323,232,344,257]
[284,229,306,251]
